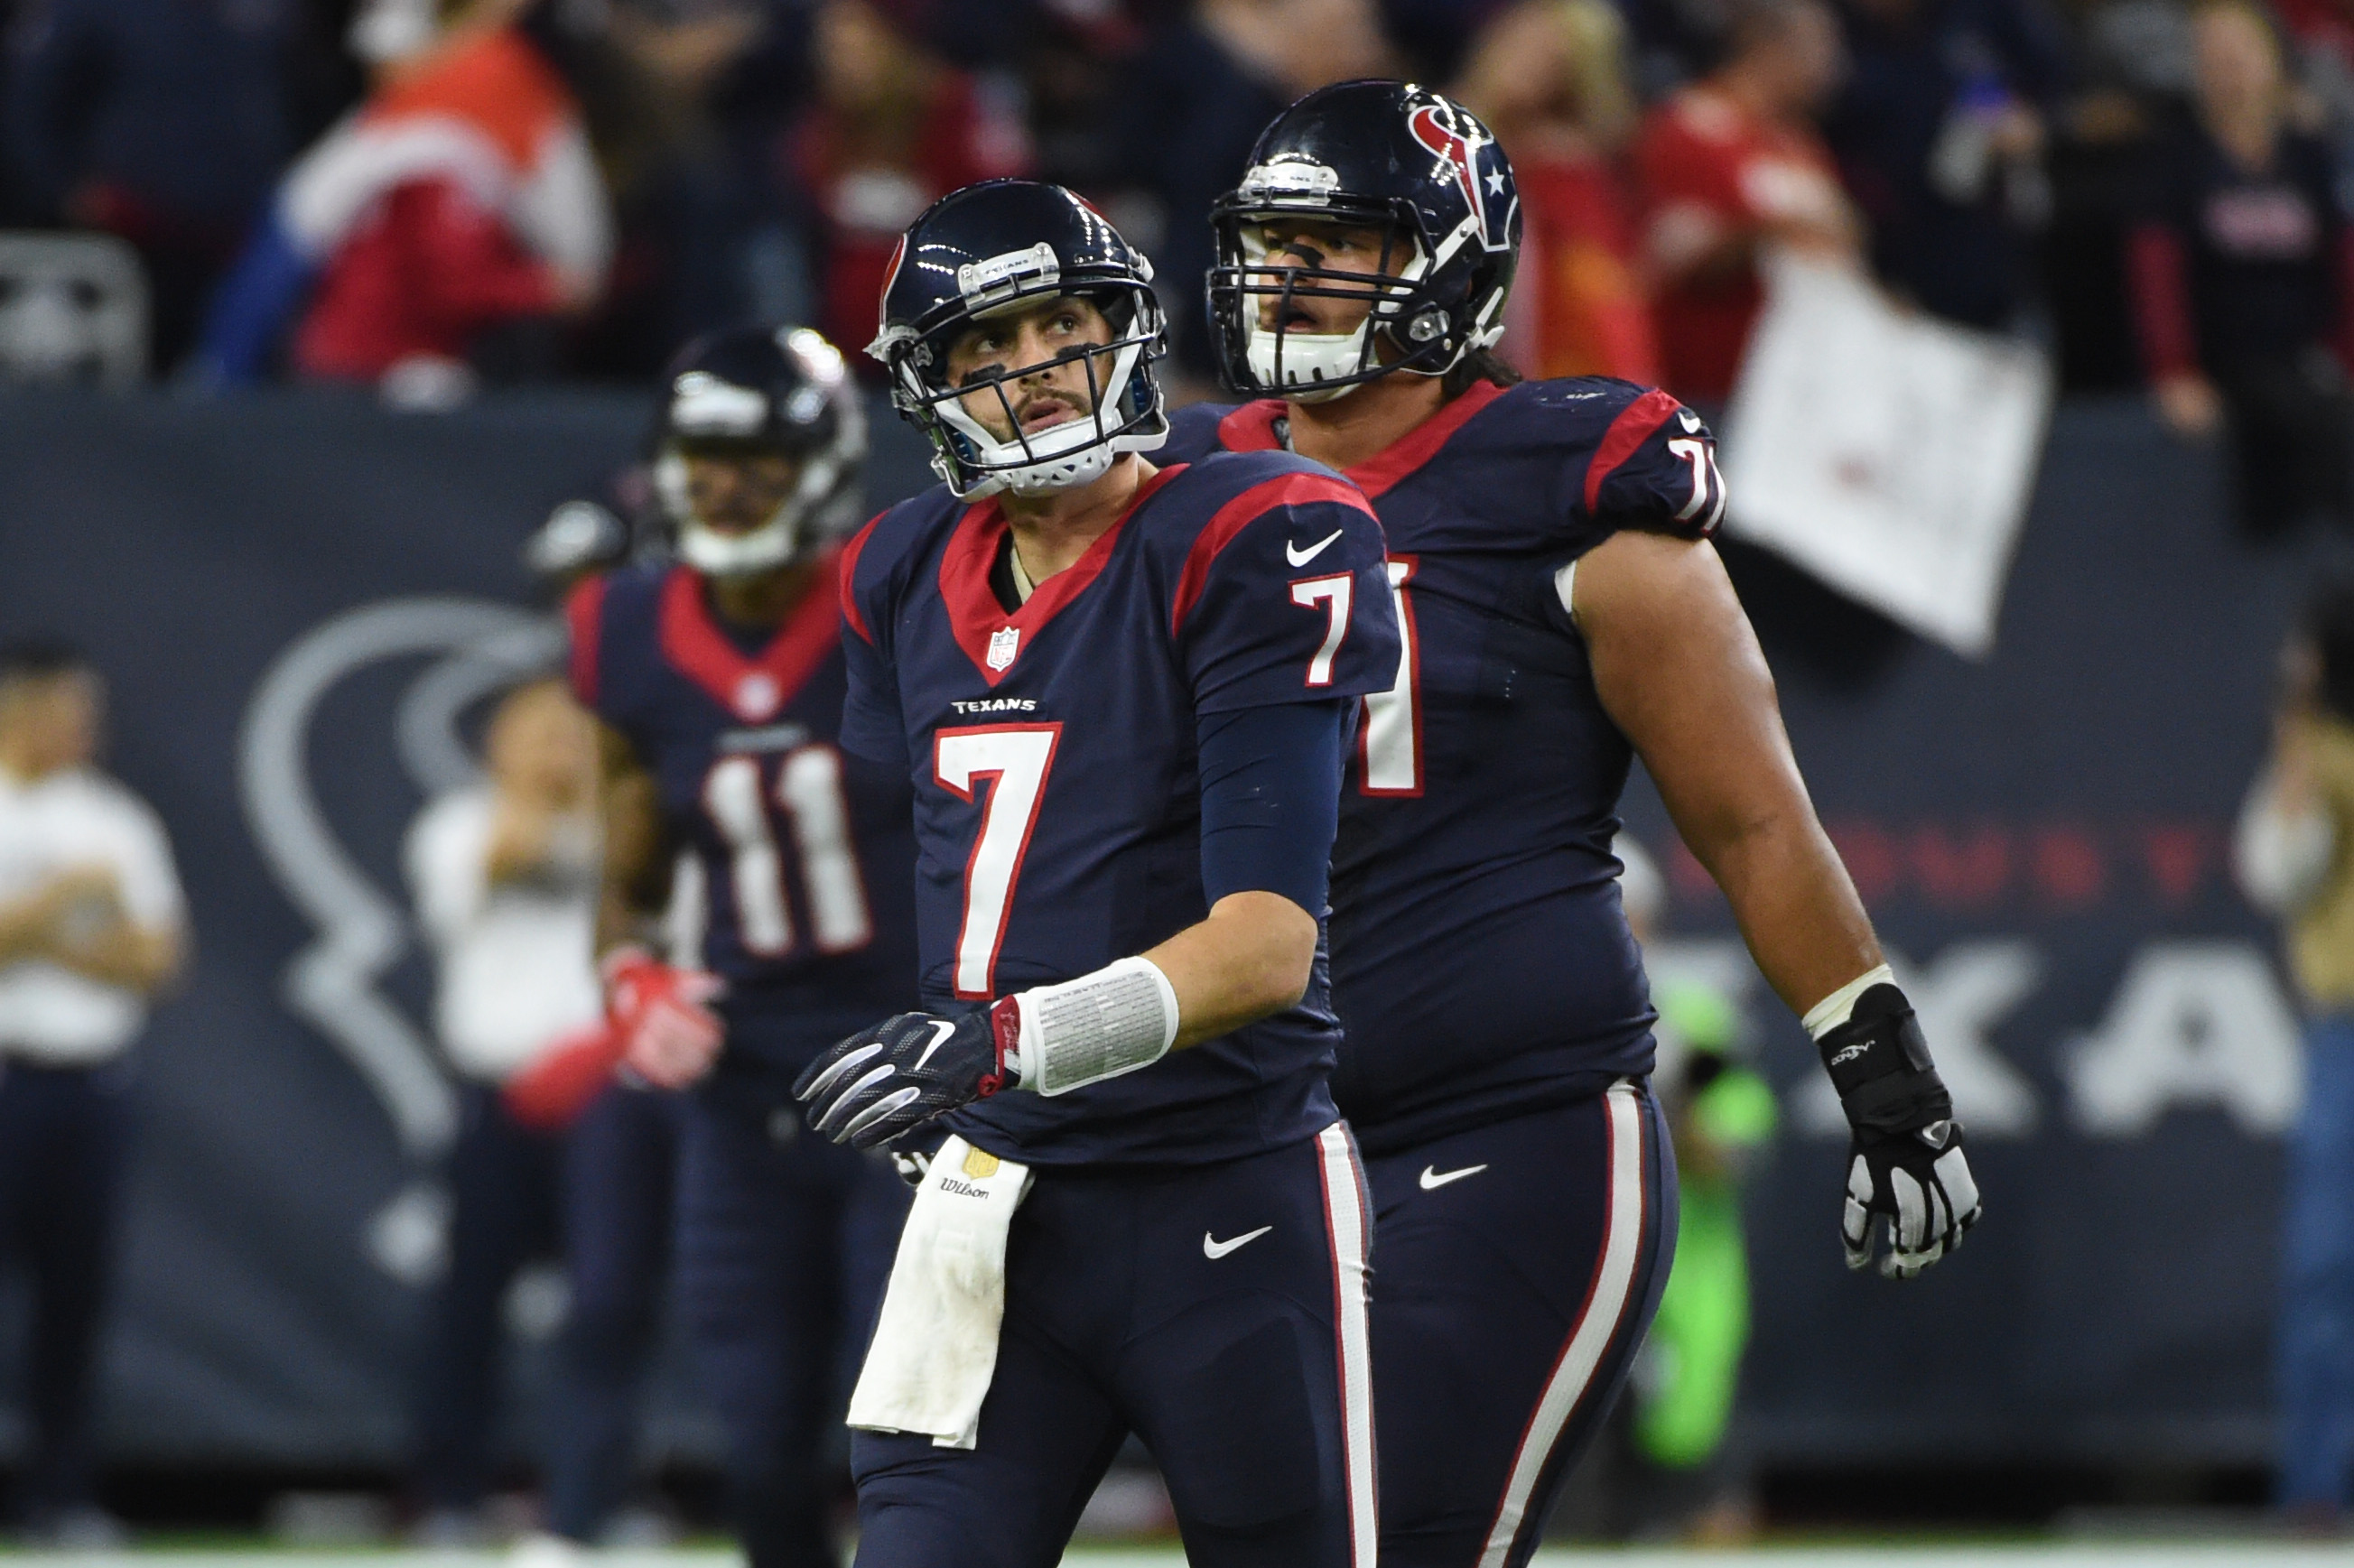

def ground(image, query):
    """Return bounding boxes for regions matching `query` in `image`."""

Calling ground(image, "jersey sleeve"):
[563,574,610,719]
[1577,386,1725,539]
[836,514,908,769]
[1172,469,1400,714]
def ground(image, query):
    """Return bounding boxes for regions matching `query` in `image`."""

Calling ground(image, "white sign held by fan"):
[1717,251,2052,659]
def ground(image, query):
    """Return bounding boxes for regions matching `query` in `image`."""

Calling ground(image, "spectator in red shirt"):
[288,0,610,396]
[1456,0,1659,384]
[786,0,1031,370]
[1633,0,1861,406]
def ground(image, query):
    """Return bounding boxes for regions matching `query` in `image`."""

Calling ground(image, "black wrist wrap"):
[1816,982,1953,1135]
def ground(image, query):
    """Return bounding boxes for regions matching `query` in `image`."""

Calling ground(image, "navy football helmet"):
[868,180,1168,499]
[1207,80,1521,400]
[652,324,866,578]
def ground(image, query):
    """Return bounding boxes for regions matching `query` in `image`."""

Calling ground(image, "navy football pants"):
[1365,1078,1676,1568]
[851,1123,1378,1568]
[544,1081,681,1542]
[675,1091,909,1568]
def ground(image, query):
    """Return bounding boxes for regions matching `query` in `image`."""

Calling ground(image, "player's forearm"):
[1682,801,1883,1018]
[1144,890,1320,1049]
[594,887,665,960]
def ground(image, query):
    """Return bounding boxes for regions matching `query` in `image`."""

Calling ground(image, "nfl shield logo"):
[987,626,1020,672]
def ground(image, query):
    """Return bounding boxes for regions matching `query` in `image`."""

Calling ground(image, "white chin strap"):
[934,339,1163,499]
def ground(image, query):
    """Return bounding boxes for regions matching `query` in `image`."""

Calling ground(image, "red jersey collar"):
[657,546,843,722]
[1214,378,1510,500]
[937,463,1187,686]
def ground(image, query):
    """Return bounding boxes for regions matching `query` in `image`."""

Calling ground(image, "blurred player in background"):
[566,324,917,1568]
[403,675,602,1542]
[0,640,185,1546]
[795,179,1398,1568]
[1170,79,1981,1567]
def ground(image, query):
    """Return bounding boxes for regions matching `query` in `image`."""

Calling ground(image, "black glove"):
[794,1003,1019,1149]
[1819,982,1982,1280]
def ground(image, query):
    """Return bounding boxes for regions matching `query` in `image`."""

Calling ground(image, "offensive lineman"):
[793,180,1400,1566]
[564,326,917,1568]
[1159,81,1985,1565]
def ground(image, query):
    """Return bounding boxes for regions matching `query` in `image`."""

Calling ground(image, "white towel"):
[847,1135,1034,1450]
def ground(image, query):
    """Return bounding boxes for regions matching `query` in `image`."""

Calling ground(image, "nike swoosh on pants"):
[1419,1163,1489,1190]
[1203,1225,1273,1258]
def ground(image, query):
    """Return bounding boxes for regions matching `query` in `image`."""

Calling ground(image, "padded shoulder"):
[839,487,966,648]
[1160,398,1247,464]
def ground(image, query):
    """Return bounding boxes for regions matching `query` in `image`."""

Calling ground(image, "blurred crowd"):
[5,0,2354,440]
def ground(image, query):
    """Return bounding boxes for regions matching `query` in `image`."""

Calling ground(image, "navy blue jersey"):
[838,450,1399,1166]
[1162,377,1723,1155]
[567,554,920,1070]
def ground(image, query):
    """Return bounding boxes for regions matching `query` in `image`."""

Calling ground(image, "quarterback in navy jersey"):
[792,181,1399,1567]
[1163,81,1987,1566]
[566,326,918,1568]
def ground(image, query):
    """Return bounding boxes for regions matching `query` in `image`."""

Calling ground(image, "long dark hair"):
[1441,347,1523,398]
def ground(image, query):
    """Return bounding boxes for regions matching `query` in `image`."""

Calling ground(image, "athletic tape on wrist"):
[1802,963,1895,1041]
[1009,957,1181,1097]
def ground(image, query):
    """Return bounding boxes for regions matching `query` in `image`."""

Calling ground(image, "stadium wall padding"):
[0,388,2309,1470]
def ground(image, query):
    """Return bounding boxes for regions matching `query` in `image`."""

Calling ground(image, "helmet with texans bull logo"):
[1207,79,1521,401]
[652,324,867,578]
[867,179,1168,500]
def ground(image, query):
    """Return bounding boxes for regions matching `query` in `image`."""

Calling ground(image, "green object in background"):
[1653,977,1740,1054]
[1634,1064,1778,1471]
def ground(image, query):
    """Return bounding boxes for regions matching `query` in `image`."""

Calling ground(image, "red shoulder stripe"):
[1170,471,1373,633]
[839,511,886,644]
[563,574,606,709]
[1582,388,1684,515]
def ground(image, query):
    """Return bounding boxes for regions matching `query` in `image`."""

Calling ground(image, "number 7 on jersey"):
[935,723,1061,997]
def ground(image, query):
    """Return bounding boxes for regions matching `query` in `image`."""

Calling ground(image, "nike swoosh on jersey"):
[1285,528,1344,568]
[911,1019,957,1072]
[1203,1225,1273,1259]
[1419,1163,1488,1191]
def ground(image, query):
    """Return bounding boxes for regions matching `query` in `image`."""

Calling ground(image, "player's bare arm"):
[1144,890,1320,1048]
[591,718,671,958]
[589,714,724,1088]
[1577,526,1979,1277]
[1574,528,1880,1014]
